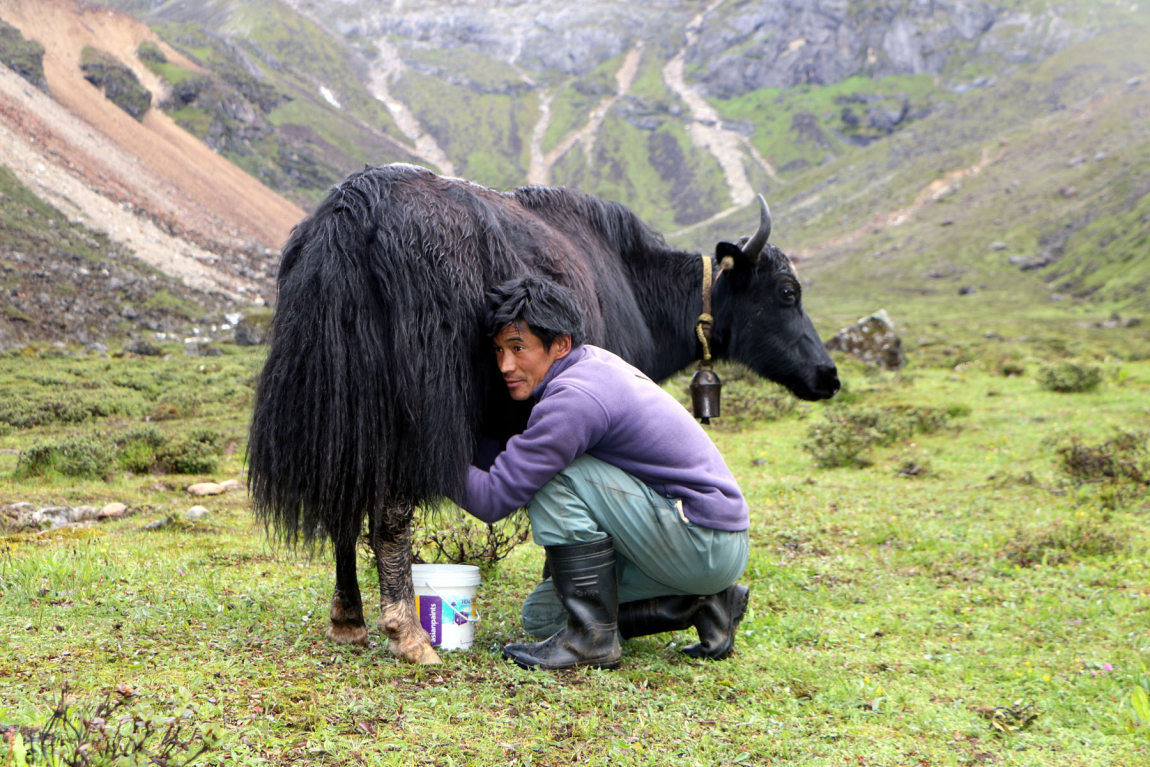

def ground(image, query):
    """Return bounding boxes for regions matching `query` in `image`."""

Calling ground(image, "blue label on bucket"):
[416,595,472,645]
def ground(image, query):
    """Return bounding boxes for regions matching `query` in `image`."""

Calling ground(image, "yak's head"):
[711,196,840,401]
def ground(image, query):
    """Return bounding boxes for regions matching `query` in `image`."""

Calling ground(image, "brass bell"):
[690,367,722,424]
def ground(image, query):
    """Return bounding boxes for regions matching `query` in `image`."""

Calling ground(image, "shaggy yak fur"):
[248,163,839,664]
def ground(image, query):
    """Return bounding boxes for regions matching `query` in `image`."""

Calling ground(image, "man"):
[456,277,750,670]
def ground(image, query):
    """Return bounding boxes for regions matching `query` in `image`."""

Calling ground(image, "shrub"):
[1057,431,1146,485]
[1001,516,1123,567]
[154,429,225,475]
[15,437,114,479]
[0,388,146,430]
[115,425,164,473]
[111,426,224,475]
[803,404,957,468]
[119,440,157,474]
[1056,430,1148,509]
[413,505,531,566]
[1038,360,1102,392]
[151,391,201,420]
[5,683,217,767]
[136,40,167,64]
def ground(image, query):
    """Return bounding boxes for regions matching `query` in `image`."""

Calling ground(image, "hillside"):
[1,0,1148,349]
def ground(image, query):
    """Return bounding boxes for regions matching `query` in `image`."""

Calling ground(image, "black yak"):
[248,163,838,664]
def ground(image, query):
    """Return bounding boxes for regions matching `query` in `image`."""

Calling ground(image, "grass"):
[1,320,1147,765]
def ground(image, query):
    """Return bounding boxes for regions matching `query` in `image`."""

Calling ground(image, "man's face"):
[493,323,572,401]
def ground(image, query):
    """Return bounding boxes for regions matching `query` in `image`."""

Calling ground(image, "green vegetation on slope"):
[0,16,46,91]
[711,73,944,177]
[80,45,152,121]
[392,69,539,190]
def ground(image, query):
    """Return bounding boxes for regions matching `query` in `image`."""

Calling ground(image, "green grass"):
[1,323,1147,765]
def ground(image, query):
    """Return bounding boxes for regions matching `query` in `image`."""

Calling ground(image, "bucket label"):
[416,594,472,646]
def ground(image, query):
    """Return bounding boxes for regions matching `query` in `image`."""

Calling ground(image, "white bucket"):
[412,564,481,650]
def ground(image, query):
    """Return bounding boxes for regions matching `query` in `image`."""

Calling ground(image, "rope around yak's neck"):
[696,254,715,364]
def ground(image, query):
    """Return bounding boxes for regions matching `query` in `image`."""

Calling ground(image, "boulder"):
[124,339,162,356]
[825,309,906,370]
[98,502,128,519]
[187,482,226,497]
[71,505,99,523]
[32,507,72,530]
[219,479,245,492]
[185,505,210,520]
[234,310,273,346]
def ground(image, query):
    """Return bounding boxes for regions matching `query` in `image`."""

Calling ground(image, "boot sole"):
[502,647,621,671]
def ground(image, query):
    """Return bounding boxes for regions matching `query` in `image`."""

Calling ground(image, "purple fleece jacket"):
[459,344,749,531]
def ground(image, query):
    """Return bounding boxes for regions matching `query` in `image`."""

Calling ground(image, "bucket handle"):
[425,582,481,624]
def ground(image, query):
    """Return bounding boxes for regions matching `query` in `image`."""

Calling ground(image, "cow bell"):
[690,367,722,424]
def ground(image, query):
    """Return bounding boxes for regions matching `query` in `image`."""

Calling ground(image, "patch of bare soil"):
[0,0,306,291]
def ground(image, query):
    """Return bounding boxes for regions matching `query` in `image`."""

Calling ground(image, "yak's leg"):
[370,508,441,665]
[326,535,369,645]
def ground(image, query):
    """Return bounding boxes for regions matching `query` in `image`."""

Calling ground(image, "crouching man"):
[455,277,750,670]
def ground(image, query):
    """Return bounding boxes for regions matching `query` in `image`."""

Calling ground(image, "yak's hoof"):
[378,612,441,664]
[386,636,442,665]
[326,621,370,646]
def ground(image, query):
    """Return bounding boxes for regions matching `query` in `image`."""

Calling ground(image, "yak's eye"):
[779,282,799,305]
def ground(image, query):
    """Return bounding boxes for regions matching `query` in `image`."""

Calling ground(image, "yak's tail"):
[247,166,489,550]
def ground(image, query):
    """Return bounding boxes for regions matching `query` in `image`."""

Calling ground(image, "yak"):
[248,163,839,665]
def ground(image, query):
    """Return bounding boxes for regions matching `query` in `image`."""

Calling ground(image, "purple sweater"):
[459,345,749,531]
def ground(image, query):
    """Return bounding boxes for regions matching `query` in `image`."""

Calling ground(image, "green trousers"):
[521,454,749,639]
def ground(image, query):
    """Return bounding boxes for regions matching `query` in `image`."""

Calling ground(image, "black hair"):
[485,277,586,350]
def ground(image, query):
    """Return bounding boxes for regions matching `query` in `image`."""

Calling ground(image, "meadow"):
[0,313,1147,766]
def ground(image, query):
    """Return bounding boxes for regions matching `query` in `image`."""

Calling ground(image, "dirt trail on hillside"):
[366,38,455,175]
[526,43,643,186]
[663,0,779,209]
[0,0,304,259]
[789,145,1007,259]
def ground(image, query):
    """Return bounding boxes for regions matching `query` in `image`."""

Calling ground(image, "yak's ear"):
[716,240,754,290]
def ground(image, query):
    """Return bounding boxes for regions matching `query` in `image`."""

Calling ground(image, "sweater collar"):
[531,344,589,401]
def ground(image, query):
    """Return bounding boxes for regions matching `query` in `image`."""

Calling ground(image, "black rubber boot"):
[618,583,750,660]
[503,536,622,670]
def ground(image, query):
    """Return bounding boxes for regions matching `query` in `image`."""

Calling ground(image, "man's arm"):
[457,384,610,523]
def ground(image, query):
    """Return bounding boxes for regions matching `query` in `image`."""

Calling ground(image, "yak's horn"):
[741,194,771,264]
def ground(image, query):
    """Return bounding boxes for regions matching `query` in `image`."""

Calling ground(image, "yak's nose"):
[816,364,840,397]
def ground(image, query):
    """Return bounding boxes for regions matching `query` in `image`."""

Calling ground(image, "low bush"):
[1056,430,1148,509]
[112,426,224,475]
[413,505,531,566]
[155,431,222,475]
[0,388,146,429]
[1057,431,1147,485]
[803,404,957,468]
[15,437,115,479]
[1038,360,1103,392]
[3,683,217,767]
[115,425,166,473]
[1001,515,1124,567]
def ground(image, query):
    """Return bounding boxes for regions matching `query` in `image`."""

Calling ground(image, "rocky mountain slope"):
[1,0,1148,349]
